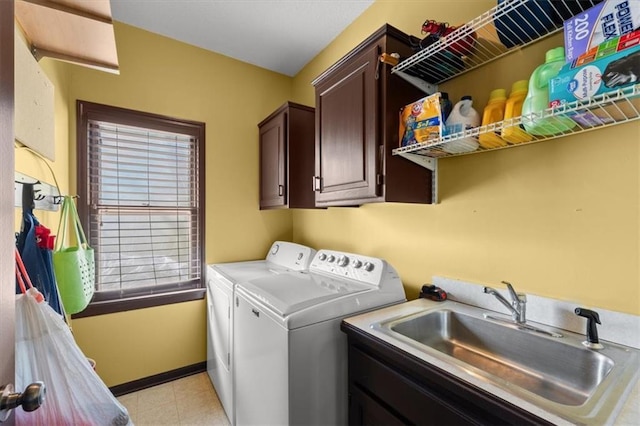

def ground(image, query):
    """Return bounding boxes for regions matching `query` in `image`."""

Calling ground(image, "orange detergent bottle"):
[478,88,507,148]
[501,79,534,143]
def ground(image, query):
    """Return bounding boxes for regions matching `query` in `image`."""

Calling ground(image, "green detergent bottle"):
[522,47,576,136]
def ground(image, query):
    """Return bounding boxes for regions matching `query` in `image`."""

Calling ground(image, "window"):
[76,101,205,316]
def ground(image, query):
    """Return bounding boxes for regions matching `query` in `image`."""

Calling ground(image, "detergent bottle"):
[442,95,480,154]
[478,88,507,149]
[522,47,576,136]
[440,92,453,123]
[501,79,533,144]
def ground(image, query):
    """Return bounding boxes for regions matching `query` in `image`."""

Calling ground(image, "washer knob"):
[270,244,280,255]
[327,255,336,263]
[353,260,363,269]
[318,253,327,261]
[363,261,375,272]
[337,255,349,267]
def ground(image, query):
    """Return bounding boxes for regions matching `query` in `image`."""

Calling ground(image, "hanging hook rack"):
[14,172,61,212]
[14,143,67,211]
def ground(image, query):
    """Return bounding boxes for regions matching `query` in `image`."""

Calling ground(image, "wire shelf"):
[392,0,602,87]
[393,84,640,160]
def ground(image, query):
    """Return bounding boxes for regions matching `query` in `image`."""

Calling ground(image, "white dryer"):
[233,249,406,426]
[206,241,315,424]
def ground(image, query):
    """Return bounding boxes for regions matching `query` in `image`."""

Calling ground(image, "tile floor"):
[117,372,230,425]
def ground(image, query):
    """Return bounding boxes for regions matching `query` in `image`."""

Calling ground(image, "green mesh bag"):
[53,196,95,314]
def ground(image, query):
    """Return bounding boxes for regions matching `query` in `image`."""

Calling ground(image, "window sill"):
[71,288,206,318]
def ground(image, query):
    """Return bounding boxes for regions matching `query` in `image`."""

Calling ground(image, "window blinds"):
[87,120,201,294]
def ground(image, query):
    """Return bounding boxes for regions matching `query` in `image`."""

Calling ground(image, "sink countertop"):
[432,276,640,350]
[343,298,640,426]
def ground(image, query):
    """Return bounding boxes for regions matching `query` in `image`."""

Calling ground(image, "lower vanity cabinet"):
[341,322,552,426]
[258,102,315,209]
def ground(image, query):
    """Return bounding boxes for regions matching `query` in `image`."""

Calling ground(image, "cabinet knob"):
[278,185,284,196]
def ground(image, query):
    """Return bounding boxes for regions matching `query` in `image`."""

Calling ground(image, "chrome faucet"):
[483,281,527,324]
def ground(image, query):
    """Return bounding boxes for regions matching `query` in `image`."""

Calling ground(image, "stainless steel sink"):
[389,309,612,406]
[372,302,640,424]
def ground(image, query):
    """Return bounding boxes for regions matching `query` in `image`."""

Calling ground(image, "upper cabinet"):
[312,24,434,207]
[15,0,119,73]
[258,102,316,210]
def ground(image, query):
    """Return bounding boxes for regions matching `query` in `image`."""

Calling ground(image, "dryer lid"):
[238,271,370,316]
[213,261,290,284]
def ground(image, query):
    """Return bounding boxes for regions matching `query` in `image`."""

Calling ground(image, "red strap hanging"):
[15,248,44,302]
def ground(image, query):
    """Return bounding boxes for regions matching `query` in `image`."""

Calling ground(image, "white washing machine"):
[206,241,315,424]
[233,249,406,426]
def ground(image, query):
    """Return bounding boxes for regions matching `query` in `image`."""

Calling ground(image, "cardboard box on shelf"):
[564,0,640,63]
[573,28,640,67]
[550,32,640,129]
[399,93,445,147]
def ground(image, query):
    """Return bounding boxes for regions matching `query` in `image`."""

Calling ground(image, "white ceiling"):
[110,0,375,76]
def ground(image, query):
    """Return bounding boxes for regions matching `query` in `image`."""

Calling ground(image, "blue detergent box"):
[564,0,640,63]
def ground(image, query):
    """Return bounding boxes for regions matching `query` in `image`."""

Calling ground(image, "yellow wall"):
[24,22,297,387]
[71,300,207,386]
[67,22,295,264]
[69,23,297,386]
[292,0,640,315]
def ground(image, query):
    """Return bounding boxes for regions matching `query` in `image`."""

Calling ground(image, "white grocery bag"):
[15,249,132,425]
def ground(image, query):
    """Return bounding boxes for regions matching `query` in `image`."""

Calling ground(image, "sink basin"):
[372,302,640,424]
[389,309,612,406]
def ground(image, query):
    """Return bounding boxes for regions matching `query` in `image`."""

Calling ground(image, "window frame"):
[75,100,206,317]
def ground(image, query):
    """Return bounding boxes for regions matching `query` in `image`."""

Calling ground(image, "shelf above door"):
[15,0,119,74]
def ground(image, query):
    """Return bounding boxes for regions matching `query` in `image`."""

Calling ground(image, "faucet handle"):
[501,281,525,302]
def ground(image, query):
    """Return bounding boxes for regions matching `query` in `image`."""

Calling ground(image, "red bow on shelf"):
[421,19,477,56]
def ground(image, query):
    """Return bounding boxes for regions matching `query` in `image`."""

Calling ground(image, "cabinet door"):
[259,110,286,208]
[349,343,475,425]
[349,386,407,426]
[315,44,379,205]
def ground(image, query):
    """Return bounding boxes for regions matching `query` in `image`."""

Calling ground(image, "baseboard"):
[110,362,207,396]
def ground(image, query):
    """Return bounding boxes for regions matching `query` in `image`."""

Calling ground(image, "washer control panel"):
[265,241,316,271]
[310,250,385,286]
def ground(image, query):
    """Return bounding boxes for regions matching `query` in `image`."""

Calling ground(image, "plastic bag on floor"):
[15,251,132,425]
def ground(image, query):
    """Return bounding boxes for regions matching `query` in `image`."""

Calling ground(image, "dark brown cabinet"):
[258,102,315,209]
[312,24,433,207]
[341,321,552,426]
